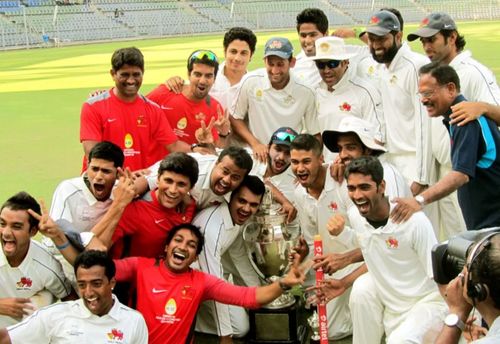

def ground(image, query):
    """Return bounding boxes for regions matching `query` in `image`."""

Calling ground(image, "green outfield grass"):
[1,21,499,204]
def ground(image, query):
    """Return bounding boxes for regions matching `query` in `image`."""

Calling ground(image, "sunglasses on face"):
[190,50,218,63]
[315,60,341,69]
[273,131,297,143]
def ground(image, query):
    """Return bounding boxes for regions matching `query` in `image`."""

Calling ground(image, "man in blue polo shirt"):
[391,62,500,230]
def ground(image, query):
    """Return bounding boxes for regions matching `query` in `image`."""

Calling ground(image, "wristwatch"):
[415,195,425,207]
[444,313,465,331]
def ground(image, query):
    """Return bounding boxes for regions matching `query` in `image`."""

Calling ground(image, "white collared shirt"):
[450,50,500,105]
[0,240,71,327]
[50,176,113,233]
[473,316,500,343]
[346,204,440,314]
[372,43,435,184]
[210,61,247,110]
[230,69,319,144]
[292,50,322,87]
[7,295,148,344]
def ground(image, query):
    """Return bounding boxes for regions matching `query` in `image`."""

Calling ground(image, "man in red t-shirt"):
[80,47,211,172]
[147,50,231,149]
[114,223,305,344]
[91,152,198,260]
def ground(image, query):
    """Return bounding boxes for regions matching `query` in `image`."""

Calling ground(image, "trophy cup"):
[242,186,305,343]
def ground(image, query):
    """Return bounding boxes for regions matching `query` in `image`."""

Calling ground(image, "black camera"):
[431,227,500,284]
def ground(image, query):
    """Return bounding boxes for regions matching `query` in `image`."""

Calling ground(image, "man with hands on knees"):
[436,232,500,343]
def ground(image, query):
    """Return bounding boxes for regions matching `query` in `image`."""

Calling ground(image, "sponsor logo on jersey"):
[124,133,133,149]
[165,298,177,315]
[177,117,187,130]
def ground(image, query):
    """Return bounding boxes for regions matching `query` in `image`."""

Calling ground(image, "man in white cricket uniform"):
[292,8,329,87]
[230,37,319,162]
[310,36,384,162]
[322,116,411,200]
[0,192,71,328]
[321,157,446,344]
[0,250,148,344]
[290,134,358,340]
[192,176,264,341]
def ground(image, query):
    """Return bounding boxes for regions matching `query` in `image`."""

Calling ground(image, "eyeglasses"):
[272,131,297,143]
[418,85,447,99]
[315,60,341,70]
[189,50,218,63]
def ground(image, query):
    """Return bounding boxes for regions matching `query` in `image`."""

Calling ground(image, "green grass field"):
[1,21,499,204]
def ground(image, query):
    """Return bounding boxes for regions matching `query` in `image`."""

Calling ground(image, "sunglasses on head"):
[273,131,296,143]
[315,60,341,69]
[190,50,218,63]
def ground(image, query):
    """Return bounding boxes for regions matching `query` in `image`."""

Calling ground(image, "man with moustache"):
[230,37,318,162]
[310,36,384,162]
[0,250,148,344]
[113,223,305,344]
[290,134,359,340]
[148,50,230,148]
[192,176,265,343]
[318,156,446,344]
[407,12,500,127]
[293,8,329,86]
[391,63,500,230]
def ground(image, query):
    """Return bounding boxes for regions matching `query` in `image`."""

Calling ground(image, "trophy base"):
[248,300,307,343]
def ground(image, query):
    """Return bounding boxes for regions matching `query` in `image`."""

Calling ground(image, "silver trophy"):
[242,186,301,309]
[307,310,321,342]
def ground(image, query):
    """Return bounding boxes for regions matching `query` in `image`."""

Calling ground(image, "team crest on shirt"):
[195,112,206,122]
[177,117,188,130]
[124,133,133,149]
[107,328,124,342]
[328,202,338,212]
[256,89,263,99]
[367,65,375,77]
[385,236,399,249]
[181,285,194,300]
[284,95,295,105]
[389,74,398,85]
[165,298,177,315]
[136,114,146,127]
[339,102,351,112]
[16,276,32,289]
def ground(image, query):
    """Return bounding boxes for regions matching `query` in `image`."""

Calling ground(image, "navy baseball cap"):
[270,127,298,146]
[407,12,457,41]
[264,37,294,59]
[361,10,401,37]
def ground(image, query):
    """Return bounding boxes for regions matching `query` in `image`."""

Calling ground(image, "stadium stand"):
[0,0,499,49]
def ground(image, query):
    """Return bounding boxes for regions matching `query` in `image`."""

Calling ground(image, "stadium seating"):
[0,0,498,49]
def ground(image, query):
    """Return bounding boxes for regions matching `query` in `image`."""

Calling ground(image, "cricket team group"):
[1,6,500,344]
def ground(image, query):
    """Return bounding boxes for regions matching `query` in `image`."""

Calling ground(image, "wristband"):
[55,241,70,250]
[218,131,230,138]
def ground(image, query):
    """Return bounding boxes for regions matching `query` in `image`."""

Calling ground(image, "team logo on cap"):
[16,277,32,289]
[339,102,352,112]
[319,42,330,53]
[369,16,380,25]
[420,17,430,27]
[107,328,124,341]
[268,40,283,49]
[386,237,399,249]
